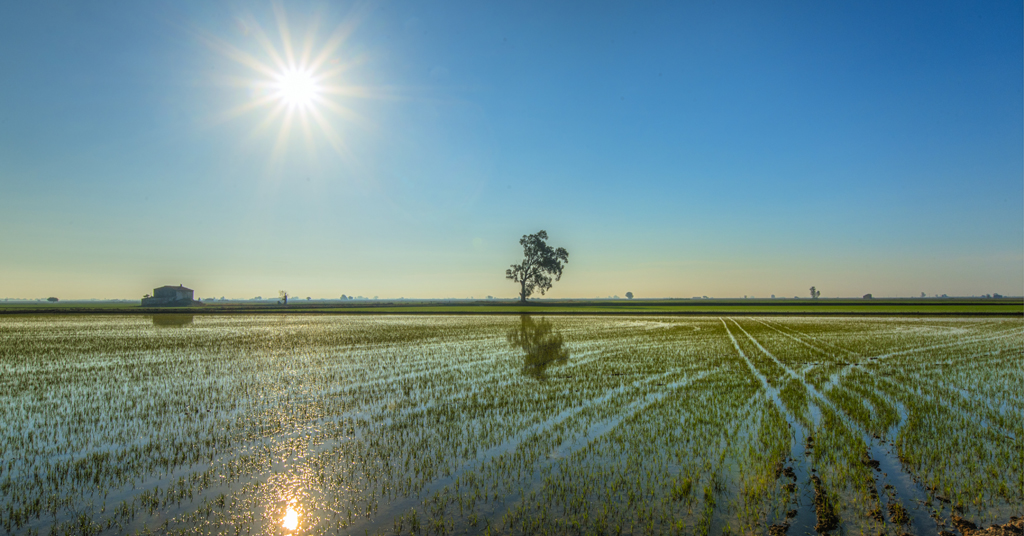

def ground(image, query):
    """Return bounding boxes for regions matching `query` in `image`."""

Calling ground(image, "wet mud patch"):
[951,515,1023,536]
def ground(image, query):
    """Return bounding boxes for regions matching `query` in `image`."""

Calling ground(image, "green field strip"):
[3,300,1023,316]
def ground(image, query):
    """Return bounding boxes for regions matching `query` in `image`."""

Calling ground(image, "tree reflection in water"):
[152,314,194,327]
[507,315,569,379]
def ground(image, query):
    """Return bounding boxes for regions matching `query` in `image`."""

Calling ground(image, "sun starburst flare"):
[199,3,376,163]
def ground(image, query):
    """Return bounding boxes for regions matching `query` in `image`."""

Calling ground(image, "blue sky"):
[1,1,1021,299]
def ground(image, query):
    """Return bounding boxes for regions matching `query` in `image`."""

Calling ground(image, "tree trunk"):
[520,280,527,303]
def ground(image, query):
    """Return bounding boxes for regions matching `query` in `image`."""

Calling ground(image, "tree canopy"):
[506,230,569,303]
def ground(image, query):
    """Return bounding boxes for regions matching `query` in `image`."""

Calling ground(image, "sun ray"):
[300,109,317,161]
[207,93,282,127]
[319,83,389,100]
[298,12,320,70]
[312,59,365,83]
[270,106,296,164]
[307,7,368,72]
[211,75,274,89]
[315,98,373,132]
[248,18,290,73]
[250,100,290,142]
[195,31,281,80]
[203,3,380,171]
[272,3,297,69]
[309,107,353,160]
[308,30,354,73]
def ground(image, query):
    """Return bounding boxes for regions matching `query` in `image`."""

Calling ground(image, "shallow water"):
[0,314,1020,535]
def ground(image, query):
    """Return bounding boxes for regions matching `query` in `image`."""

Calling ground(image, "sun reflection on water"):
[282,499,299,531]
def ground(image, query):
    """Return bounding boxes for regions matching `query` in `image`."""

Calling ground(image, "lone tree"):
[625,292,634,300]
[506,230,569,303]
[810,286,821,299]
[279,290,288,305]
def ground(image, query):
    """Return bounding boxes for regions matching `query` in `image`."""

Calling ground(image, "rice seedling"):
[0,314,1018,535]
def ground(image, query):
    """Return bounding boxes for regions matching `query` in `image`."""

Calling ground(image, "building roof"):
[154,285,193,292]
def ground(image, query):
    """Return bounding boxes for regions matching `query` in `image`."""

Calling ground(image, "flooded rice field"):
[0,314,1021,536]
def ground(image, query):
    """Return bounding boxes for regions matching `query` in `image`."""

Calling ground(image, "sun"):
[201,5,374,161]
[275,68,319,108]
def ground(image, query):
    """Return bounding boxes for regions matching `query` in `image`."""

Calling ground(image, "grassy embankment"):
[1,298,1020,315]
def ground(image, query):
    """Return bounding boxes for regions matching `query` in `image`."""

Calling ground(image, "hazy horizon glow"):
[1,2,1021,301]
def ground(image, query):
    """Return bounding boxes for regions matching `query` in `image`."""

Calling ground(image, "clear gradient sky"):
[1,1,1021,300]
